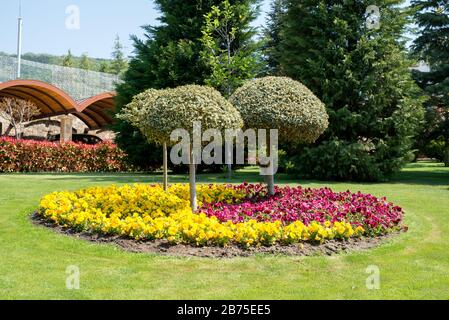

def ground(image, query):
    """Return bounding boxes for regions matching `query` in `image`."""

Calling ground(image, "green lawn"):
[1,162,448,300]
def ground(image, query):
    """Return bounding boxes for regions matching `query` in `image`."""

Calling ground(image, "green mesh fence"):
[0,55,120,100]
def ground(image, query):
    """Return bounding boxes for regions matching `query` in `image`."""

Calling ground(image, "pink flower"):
[199,183,404,234]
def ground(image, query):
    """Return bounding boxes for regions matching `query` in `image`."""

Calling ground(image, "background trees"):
[113,0,261,171]
[79,53,92,70]
[261,0,286,76]
[110,0,441,179]
[270,0,424,181]
[110,35,128,76]
[0,97,40,139]
[62,50,75,67]
[200,0,260,97]
[412,0,449,166]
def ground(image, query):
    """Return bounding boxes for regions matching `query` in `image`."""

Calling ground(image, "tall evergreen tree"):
[412,1,449,166]
[276,0,424,181]
[262,0,287,75]
[62,50,74,67]
[79,53,92,70]
[110,35,128,75]
[113,0,260,170]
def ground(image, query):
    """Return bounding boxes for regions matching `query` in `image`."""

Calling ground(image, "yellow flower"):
[38,184,364,247]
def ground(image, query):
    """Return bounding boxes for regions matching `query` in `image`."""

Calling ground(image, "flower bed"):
[37,183,405,247]
[200,184,404,237]
[0,137,129,173]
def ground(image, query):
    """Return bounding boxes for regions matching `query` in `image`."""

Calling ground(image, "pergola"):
[0,79,116,141]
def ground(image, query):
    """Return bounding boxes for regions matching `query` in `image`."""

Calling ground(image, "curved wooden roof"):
[0,80,116,130]
[75,92,115,129]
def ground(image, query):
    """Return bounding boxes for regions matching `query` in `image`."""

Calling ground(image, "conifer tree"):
[412,0,449,166]
[274,0,424,181]
[262,0,287,75]
[62,50,74,67]
[113,0,260,170]
[79,53,92,70]
[111,35,128,75]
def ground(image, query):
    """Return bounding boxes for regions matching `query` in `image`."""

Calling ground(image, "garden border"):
[31,212,402,258]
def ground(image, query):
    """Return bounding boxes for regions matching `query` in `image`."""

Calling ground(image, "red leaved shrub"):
[0,137,130,173]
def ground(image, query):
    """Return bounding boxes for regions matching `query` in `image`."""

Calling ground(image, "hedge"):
[0,137,129,173]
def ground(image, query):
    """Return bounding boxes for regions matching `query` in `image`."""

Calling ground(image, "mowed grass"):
[0,162,448,300]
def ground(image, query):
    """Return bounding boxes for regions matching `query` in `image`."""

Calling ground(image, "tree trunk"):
[227,164,233,179]
[267,173,275,196]
[266,134,275,196]
[225,37,233,180]
[163,142,168,191]
[189,149,197,212]
[444,145,449,167]
[12,123,20,140]
[226,146,232,180]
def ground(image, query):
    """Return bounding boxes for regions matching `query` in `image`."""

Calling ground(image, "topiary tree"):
[230,76,328,194]
[120,85,243,211]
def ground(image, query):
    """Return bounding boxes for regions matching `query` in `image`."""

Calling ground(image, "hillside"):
[0,51,115,74]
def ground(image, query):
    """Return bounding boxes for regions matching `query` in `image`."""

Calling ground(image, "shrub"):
[230,76,329,194]
[0,137,129,173]
[423,138,447,162]
[120,85,243,210]
[122,85,243,145]
[229,76,329,144]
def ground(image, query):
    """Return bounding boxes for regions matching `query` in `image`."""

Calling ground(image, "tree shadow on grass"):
[390,168,449,187]
[9,163,449,188]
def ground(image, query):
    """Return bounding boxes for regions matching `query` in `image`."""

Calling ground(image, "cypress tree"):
[262,0,287,75]
[62,50,75,67]
[110,35,128,76]
[79,53,91,70]
[412,1,449,166]
[276,0,424,181]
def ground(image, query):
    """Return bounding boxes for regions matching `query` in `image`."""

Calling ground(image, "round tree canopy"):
[229,76,329,143]
[120,85,243,145]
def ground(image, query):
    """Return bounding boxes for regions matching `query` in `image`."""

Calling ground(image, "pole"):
[163,142,168,191]
[189,146,197,212]
[17,0,23,79]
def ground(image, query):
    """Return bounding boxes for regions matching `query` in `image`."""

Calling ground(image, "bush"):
[0,137,129,173]
[114,128,163,172]
[121,85,243,145]
[229,76,329,144]
[290,137,418,182]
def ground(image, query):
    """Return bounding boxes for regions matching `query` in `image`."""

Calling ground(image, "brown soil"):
[31,213,401,259]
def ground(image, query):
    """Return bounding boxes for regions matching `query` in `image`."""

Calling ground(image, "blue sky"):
[0,0,412,60]
[0,0,271,59]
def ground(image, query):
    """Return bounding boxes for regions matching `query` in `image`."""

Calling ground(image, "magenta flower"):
[199,184,404,235]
